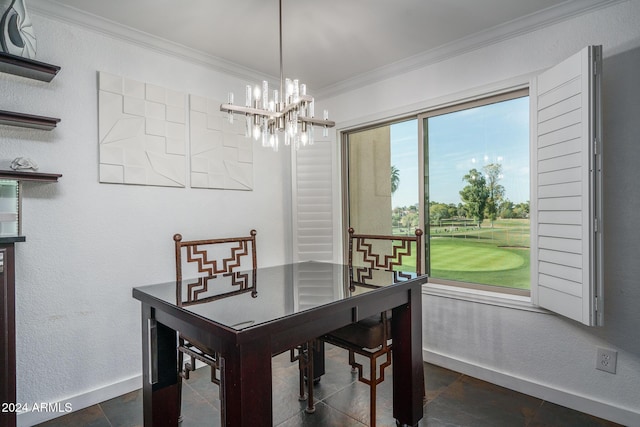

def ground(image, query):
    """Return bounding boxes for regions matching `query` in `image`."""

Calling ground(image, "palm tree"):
[391,165,400,194]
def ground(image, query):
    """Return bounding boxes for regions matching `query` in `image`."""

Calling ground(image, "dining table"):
[132,261,427,426]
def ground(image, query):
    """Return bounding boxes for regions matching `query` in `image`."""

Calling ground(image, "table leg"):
[221,337,272,426]
[141,304,180,426]
[312,340,325,379]
[391,288,424,426]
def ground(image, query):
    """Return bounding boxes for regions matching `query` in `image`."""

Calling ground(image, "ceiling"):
[33,0,612,94]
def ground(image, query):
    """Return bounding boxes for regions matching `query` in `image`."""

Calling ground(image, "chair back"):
[347,227,423,280]
[174,230,257,305]
[174,230,257,280]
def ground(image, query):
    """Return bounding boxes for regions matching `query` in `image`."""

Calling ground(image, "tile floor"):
[36,345,622,427]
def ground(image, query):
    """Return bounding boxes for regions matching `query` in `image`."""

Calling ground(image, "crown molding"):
[316,0,625,99]
[27,0,623,99]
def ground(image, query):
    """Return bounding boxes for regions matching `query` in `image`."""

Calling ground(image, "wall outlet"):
[596,347,617,374]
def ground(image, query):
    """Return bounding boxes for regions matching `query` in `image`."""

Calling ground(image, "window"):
[340,46,602,325]
[420,90,530,295]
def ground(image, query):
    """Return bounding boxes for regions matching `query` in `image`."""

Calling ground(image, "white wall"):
[321,1,640,425]
[0,14,293,426]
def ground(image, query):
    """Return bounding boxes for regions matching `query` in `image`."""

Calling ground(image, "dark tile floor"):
[36,344,622,427]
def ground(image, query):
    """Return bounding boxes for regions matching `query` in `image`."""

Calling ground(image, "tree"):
[499,199,515,219]
[391,165,400,194]
[429,203,451,226]
[460,168,489,227]
[483,163,505,227]
[513,201,530,219]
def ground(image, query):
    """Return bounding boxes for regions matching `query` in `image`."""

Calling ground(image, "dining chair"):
[317,227,423,427]
[173,229,257,419]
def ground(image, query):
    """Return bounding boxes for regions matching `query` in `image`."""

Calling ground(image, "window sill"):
[422,282,550,314]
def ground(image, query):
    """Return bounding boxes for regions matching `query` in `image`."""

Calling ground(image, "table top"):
[133,261,426,332]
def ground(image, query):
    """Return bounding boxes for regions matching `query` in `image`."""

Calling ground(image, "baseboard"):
[17,375,142,427]
[423,349,639,426]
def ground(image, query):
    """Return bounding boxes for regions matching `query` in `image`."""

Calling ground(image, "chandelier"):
[220,0,335,151]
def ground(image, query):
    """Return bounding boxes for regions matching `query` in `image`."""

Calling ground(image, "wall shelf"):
[0,170,62,182]
[0,52,60,82]
[0,110,61,130]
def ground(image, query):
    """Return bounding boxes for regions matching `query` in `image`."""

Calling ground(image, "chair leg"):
[292,346,307,401]
[292,341,317,413]
[177,340,184,423]
[348,349,358,373]
[369,355,377,427]
[305,342,315,414]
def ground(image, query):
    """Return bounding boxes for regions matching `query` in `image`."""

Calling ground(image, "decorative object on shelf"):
[189,94,253,191]
[98,71,187,188]
[0,0,36,59]
[9,156,37,171]
[220,0,335,152]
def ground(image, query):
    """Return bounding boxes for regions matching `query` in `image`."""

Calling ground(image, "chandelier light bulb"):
[245,85,252,107]
[227,92,234,124]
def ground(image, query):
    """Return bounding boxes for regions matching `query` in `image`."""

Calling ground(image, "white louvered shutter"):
[292,138,335,262]
[530,45,604,326]
[291,138,341,309]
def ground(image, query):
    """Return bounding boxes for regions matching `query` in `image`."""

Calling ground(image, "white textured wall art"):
[189,95,253,190]
[98,71,187,187]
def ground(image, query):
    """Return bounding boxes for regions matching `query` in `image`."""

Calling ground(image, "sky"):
[390,96,530,208]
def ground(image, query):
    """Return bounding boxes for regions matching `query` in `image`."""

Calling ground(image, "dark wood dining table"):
[132,261,427,426]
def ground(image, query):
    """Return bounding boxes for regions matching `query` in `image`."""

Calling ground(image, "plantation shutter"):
[530,45,603,326]
[292,137,335,262]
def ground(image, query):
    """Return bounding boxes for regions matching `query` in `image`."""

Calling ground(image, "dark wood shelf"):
[0,170,61,182]
[0,52,60,82]
[0,236,25,244]
[0,110,60,130]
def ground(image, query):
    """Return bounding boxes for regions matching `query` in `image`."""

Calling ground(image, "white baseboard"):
[423,349,639,427]
[17,375,142,427]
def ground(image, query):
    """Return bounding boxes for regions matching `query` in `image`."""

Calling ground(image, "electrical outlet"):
[596,347,617,374]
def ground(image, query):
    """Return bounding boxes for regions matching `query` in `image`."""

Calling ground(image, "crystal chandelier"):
[220,0,335,151]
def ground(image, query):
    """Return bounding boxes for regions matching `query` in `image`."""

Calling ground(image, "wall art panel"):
[98,71,187,187]
[189,95,253,190]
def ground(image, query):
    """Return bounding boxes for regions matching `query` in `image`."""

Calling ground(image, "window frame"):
[418,88,531,297]
[340,86,534,301]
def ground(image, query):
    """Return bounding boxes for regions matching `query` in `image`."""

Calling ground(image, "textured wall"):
[0,13,292,426]
[322,1,640,424]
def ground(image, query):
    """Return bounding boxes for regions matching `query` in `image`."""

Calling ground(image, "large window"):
[344,91,530,294]
[421,90,530,294]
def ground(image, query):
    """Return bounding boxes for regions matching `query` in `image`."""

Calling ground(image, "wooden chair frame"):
[173,230,257,418]
[320,227,423,427]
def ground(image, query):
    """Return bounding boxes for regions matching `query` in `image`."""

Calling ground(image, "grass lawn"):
[428,219,530,290]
